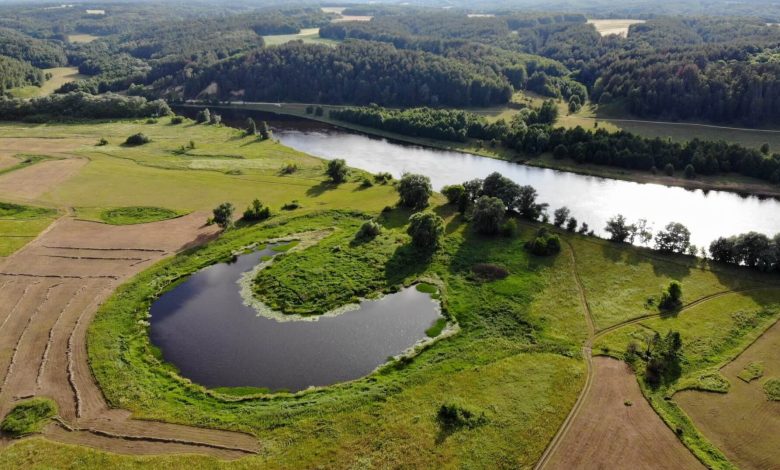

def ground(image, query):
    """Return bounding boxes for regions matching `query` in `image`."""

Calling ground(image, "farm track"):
[535,240,740,469]
[0,214,262,459]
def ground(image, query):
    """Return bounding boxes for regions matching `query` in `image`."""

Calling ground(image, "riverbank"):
[183,102,780,199]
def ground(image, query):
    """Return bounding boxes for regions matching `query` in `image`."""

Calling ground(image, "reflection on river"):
[149,244,442,392]
[182,107,780,248]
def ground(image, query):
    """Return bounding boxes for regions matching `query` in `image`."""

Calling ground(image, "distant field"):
[321,6,373,22]
[68,33,99,43]
[263,28,340,47]
[0,202,57,256]
[587,19,645,37]
[8,67,88,99]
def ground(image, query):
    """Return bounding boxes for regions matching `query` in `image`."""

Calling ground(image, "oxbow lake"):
[181,107,780,248]
[149,245,442,392]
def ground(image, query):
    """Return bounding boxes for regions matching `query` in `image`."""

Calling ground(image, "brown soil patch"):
[546,357,703,470]
[677,320,780,469]
[0,158,87,200]
[0,214,260,458]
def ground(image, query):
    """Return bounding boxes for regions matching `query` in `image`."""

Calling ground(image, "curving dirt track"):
[545,357,704,470]
[0,214,261,459]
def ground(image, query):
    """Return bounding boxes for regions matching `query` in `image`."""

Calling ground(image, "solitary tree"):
[397,173,432,210]
[605,214,634,243]
[242,199,270,221]
[326,159,348,183]
[245,117,257,136]
[565,217,578,232]
[471,196,505,235]
[259,121,271,140]
[196,108,210,123]
[655,222,691,253]
[212,202,234,229]
[553,207,570,227]
[442,184,465,206]
[407,211,444,249]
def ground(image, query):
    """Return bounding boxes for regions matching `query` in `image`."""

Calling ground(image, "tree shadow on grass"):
[378,206,413,230]
[306,180,338,197]
[384,243,433,285]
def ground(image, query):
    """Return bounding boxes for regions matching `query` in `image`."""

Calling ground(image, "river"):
[180,107,780,248]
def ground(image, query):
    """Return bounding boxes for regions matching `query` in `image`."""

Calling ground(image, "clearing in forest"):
[587,19,645,37]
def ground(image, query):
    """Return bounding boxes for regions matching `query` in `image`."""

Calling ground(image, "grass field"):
[1,117,779,467]
[587,19,645,37]
[263,28,340,47]
[0,202,58,256]
[68,33,99,43]
[8,67,88,99]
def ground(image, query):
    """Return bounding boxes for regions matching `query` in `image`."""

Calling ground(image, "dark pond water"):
[177,105,780,248]
[149,245,442,392]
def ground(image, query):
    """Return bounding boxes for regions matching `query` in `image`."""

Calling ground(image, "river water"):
[181,107,780,248]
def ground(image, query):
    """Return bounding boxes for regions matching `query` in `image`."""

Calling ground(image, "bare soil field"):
[0,158,87,201]
[0,214,260,458]
[587,19,645,37]
[677,319,780,470]
[545,357,703,470]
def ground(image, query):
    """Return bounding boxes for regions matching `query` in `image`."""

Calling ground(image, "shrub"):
[0,398,57,437]
[211,202,234,229]
[171,116,184,124]
[398,173,432,210]
[326,159,348,183]
[471,263,509,281]
[280,162,298,174]
[374,172,393,184]
[96,137,108,146]
[305,105,314,114]
[124,133,151,146]
[565,217,578,232]
[315,106,324,116]
[471,196,505,235]
[500,219,518,238]
[360,177,373,188]
[684,164,696,179]
[659,281,683,311]
[553,144,568,159]
[437,403,487,430]
[407,211,444,249]
[242,199,270,222]
[764,378,780,400]
[664,163,675,176]
[196,108,210,123]
[525,228,561,256]
[355,220,381,241]
[282,200,300,211]
[442,184,465,205]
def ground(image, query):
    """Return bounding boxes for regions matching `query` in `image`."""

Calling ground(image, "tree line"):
[0,92,171,121]
[0,55,45,93]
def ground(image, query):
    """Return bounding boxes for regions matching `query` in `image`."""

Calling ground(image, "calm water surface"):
[179,106,780,248]
[149,245,442,391]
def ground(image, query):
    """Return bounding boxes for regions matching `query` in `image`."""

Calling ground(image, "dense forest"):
[0,55,44,93]
[0,27,67,68]
[176,41,512,106]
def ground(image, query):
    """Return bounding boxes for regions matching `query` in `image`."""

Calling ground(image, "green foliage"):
[442,184,465,205]
[425,318,447,337]
[397,173,432,210]
[124,133,151,146]
[500,219,518,238]
[678,371,730,393]
[171,116,184,124]
[242,199,271,222]
[470,263,509,282]
[684,164,696,179]
[644,331,683,387]
[0,93,170,121]
[659,281,683,311]
[99,207,181,225]
[355,219,382,241]
[96,137,109,146]
[737,362,764,383]
[472,196,505,235]
[764,378,780,400]
[326,158,348,183]
[211,202,234,229]
[437,403,488,430]
[407,211,444,249]
[245,117,257,136]
[0,398,57,437]
[525,228,561,256]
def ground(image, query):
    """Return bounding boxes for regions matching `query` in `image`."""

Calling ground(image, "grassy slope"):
[8,67,88,99]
